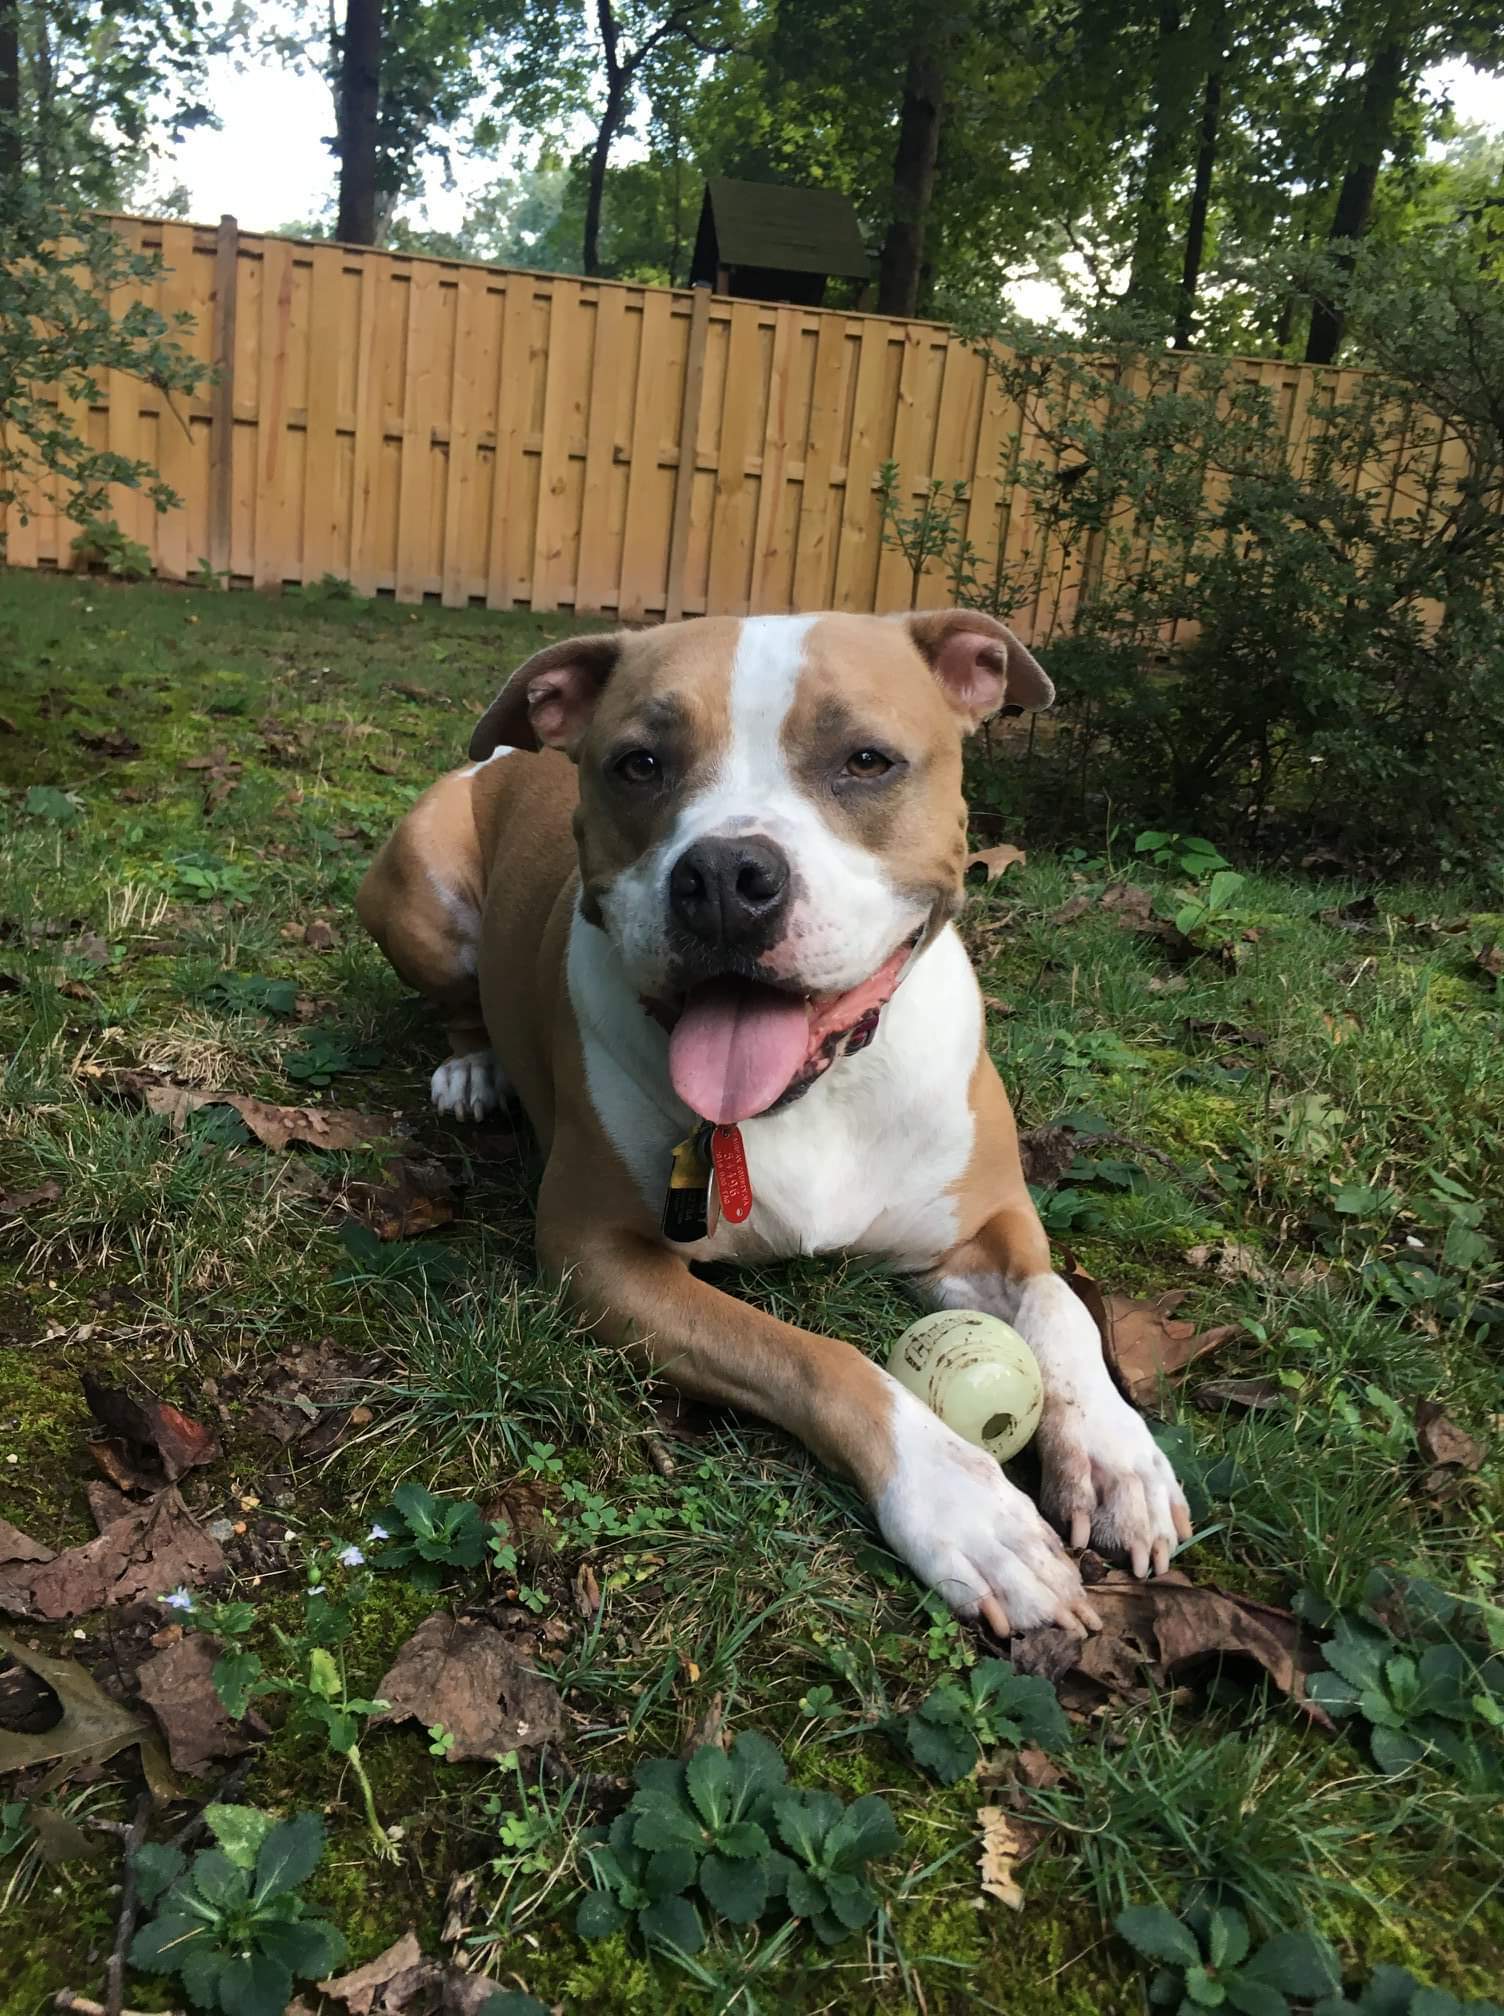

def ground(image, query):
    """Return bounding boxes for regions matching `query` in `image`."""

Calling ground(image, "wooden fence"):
[0,213,1462,643]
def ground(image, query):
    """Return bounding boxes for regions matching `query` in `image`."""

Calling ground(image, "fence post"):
[208,213,238,582]
[664,282,711,622]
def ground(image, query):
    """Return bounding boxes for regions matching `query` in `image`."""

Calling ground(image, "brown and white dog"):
[357,609,1191,1637]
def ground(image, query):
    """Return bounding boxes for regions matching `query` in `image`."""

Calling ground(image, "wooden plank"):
[441,265,485,607]
[346,252,384,594]
[104,216,149,556]
[302,244,343,584]
[254,235,295,589]
[747,306,798,612]
[831,320,890,611]
[486,276,531,610]
[876,320,931,608]
[576,288,627,613]
[913,331,983,610]
[704,303,763,615]
[529,276,579,614]
[664,286,711,621]
[618,289,674,619]
[790,315,850,609]
[207,214,239,581]
[395,260,439,602]
[152,221,197,581]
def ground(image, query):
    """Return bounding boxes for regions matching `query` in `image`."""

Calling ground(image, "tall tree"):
[1174,28,1222,347]
[876,31,946,316]
[0,2,21,184]
[334,0,382,243]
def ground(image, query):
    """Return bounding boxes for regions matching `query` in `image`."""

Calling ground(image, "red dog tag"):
[710,1124,754,1223]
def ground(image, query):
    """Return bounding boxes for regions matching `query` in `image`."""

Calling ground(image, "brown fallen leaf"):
[1061,1258,1241,1405]
[0,1178,62,1221]
[82,1371,221,1488]
[0,1517,55,1613]
[1052,894,1093,924]
[101,1068,408,1154]
[1475,943,1503,980]
[73,726,139,758]
[17,1488,225,1622]
[1018,1124,1081,1190]
[573,1563,602,1622]
[0,1629,180,1802]
[1015,1745,1064,1791]
[374,1613,563,1763]
[1098,883,1156,929]
[1194,1377,1283,1414]
[977,1805,1026,1909]
[1147,973,1188,994]
[347,1158,456,1241]
[1414,1399,1485,1472]
[320,1933,425,2014]
[137,1632,257,1774]
[481,1481,558,1569]
[1183,1240,1265,1284]
[304,918,338,951]
[1013,1569,1332,1728]
[966,844,1027,883]
[86,1481,136,1533]
[321,1935,517,2016]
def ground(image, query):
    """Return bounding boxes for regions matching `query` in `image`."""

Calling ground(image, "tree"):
[572,0,736,277]
[334,0,381,242]
[1,3,20,184]
[876,29,946,316]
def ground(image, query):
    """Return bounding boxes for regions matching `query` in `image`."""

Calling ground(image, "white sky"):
[139,49,1502,242]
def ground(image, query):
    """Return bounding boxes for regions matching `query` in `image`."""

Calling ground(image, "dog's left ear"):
[902,610,1054,729]
[470,633,624,759]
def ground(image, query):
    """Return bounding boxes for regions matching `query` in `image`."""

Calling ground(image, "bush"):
[899,241,1504,875]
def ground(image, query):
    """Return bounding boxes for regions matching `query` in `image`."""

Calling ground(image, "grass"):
[0,566,1501,2012]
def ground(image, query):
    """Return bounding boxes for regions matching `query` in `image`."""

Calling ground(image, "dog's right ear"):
[469,633,624,760]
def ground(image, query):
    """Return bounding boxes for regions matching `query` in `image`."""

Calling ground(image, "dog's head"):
[471,611,1051,1123]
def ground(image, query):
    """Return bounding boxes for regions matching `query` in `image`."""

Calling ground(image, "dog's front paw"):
[1038,1381,1192,1577]
[874,1382,1102,1638]
[430,1048,505,1121]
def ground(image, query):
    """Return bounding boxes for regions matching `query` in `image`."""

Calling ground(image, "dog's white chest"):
[567,917,981,1273]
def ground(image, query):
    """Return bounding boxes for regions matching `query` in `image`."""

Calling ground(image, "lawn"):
[0,566,1500,2016]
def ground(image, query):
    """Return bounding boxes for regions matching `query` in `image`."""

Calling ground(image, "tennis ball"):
[887,1310,1044,1461]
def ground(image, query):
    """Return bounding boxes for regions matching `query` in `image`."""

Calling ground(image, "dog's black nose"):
[669,836,791,950]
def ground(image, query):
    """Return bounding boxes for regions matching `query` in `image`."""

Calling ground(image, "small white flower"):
[339,1544,365,1568]
[1406,1234,1425,1249]
[161,1588,195,1612]
[307,1584,325,1598]
[367,1523,390,1542]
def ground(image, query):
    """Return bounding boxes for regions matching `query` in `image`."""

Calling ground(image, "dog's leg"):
[920,1199,1192,1577]
[356,770,506,1121]
[536,1164,1102,1637]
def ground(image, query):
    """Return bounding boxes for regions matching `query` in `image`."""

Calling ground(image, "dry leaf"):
[374,1613,563,1763]
[1193,1377,1283,1413]
[101,1068,407,1154]
[320,1933,425,2014]
[965,844,1027,883]
[304,919,338,950]
[1099,883,1156,928]
[136,1633,257,1773]
[82,1371,221,1487]
[1013,1569,1332,1727]
[0,1517,55,1613]
[15,1487,225,1622]
[0,1178,62,1220]
[1015,1745,1064,1791]
[1475,943,1503,980]
[348,1158,456,1241]
[1183,1240,1264,1284]
[1061,1259,1241,1404]
[0,1629,180,1801]
[73,726,139,758]
[977,1805,1026,1909]
[1018,1124,1082,1189]
[1052,894,1093,924]
[573,1563,602,1621]
[1414,1400,1485,1472]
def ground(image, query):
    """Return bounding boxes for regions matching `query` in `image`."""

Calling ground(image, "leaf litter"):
[0,1489,225,1622]
[95,1065,410,1152]
[0,1630,180,1801]
[374,1613,563,1764]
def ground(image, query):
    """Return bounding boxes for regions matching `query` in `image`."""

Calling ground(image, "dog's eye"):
[844,748,893,778]
[614,749,659,785]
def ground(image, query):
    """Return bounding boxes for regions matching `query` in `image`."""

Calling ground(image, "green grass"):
[1,568,1501,2012]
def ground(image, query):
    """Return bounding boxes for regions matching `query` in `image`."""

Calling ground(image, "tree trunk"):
[335,0,382,245]
[1125,3,1183,312]
[876,40,945,318]
[1173,64,1221,348]
[582,83,625,277]
[0,0,21,184]
[1304,35,1407,364]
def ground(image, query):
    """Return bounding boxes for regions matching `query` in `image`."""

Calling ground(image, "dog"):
[357,609,1190,1636]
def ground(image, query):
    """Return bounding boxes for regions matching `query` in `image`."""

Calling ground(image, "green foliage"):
[370,1481,489,1591]
[576,1731,901,1953]
[0,1801,28,1857]
[69,514,153,579]
[22,783,80,823]
[201,972,298,1017]
[128,1809,345,2016]
[0,192,206,555]
[1317,1965,1503,2016]
[283,1025,384,1086]
[891,1658,1071,1785]
[1117,1901,1341,2015]
[1306,1613,1503,1780]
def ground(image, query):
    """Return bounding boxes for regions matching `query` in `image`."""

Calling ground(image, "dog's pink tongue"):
[668,979,810,1124]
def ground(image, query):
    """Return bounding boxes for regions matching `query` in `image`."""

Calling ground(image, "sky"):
[138,47,1503,243]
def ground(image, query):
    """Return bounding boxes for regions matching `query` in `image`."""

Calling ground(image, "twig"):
[55,1996,182,2016]
[165,1756,253,1852]
[104,1793,152,2016]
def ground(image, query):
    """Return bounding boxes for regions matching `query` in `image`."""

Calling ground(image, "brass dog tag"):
[662,1124,716,1243]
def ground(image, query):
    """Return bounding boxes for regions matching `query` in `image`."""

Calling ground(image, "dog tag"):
[662,1126,716,1243]
[709,1124,753,1224]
